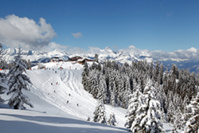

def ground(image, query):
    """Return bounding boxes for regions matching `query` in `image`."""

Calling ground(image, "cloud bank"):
[0,15,57,50]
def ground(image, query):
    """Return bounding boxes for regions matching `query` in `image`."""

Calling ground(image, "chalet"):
[77,58,94,65]
[67,56,94,65]
[68,56,83,61]
[50,57,64,62]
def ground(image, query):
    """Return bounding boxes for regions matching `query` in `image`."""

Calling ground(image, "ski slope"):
[28,62,127,127]
[0,61,174,132]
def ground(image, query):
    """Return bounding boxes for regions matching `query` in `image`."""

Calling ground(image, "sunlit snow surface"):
[0,62,176,133]
[0,109,128,133]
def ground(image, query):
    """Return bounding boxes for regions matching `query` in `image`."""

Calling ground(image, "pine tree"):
[94,54,99,63]
[27,59,31,69]
[173,106,183,130]
[159,62,164,85]
[0,72,6,103]
[150,62,153,79]
[125,89,143,130]
[7,47,33,110]
[184,92,199,132]
[129,81,165,133]
[97,73,107,103]
[88,70,99,98]
[154,61,160,82]
[107,113,117,126]
[110,82,116,106]
[0,43,7,103]
[167,99,175,123]
[82,61,89,91]
[93,100,107,124]
[184,115,199,133]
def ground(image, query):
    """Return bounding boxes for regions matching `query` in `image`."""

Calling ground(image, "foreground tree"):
[0,43,7,103]
[0,73,6,103]
[127,81,165,133]
[7,47,33,110]
[125,89,143,130]
[93,100,107,124]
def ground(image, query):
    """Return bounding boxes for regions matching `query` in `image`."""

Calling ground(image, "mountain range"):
[1,45,199,72]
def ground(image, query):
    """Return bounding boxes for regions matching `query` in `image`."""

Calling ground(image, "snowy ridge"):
[2,46,199,72]
[1,48,69,63]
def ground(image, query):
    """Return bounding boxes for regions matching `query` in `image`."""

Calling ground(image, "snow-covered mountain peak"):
[102,47,115,54]
[187,47,197,53]
[128,45,136,49]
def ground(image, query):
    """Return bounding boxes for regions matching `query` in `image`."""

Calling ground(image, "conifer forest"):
[82,60,199,132]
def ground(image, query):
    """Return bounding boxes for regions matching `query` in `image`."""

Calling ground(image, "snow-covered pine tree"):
[0,43,7,103]
[182,94,189,113]
[129,81,165,133]
[93,100,107,124]
[97,73,108,103]
[7,47,33,110]
[116,73,123,106]
[155,83,167,122]
[154,61,159,82]
[149,61,154,80]
[27,59,31,70]
[94,54,99,63]
[123,75,131,108]
[167,92,175,123]
[173,106,183,130]
[110,82,116,106]
[82,61,89,91]
[0,72,6,103]
[125,89,143,131]
[107,113,117,126]
[87,69,99,98]
[184,115,199,133]
[184,92,199,133]
[159,62,164,85]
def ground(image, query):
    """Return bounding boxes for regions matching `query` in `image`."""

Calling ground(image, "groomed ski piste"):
[0,61,174,133]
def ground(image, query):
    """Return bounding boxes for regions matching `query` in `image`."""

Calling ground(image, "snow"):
[0,61,175,132]
[187,47,197,53]
[2,46,199,73]
[0,109,128,133]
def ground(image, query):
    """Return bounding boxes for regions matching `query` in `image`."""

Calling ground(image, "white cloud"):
[72,32,82,38]
[0,14,56,50]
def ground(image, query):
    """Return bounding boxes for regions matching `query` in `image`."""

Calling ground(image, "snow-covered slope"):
[0,109,128,133]
[27,64,127,127]
[0,61,174,132]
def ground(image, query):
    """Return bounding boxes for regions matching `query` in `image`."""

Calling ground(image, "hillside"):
[0,61,174,133]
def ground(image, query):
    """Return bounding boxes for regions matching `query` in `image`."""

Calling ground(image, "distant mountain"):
[1,48,69,63]
[1,46,199,72]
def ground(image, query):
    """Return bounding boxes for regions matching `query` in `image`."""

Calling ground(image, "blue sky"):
[0,0,199,51]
